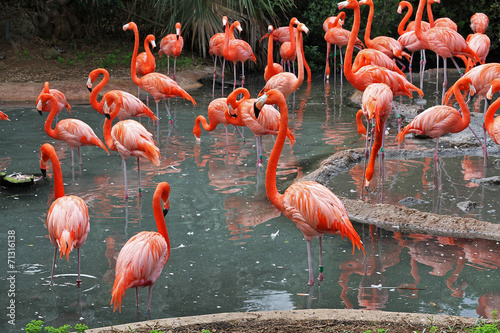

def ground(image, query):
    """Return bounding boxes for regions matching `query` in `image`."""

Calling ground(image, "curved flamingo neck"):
[41,144,65,199]
[223,22,238,59]
[144,36,155,66]
[89,69,109,114]
[454,83,471,130]
[294,28,305,89]
[43,81,50,93]
[102,98,120,151]
[363,1,375,47]
[228,88,250,110]
[398,1,413,35]
[344,1,361,81]
[195,115,217,132]
[153,183,171,259]
[267,28,275,71]
[414,0,429,48]
[484,92,500,131]
[127,23,141,86]
[427,0,435,27]
[265,95,287,211]
[288,20,296,55]
[43,95,58,139]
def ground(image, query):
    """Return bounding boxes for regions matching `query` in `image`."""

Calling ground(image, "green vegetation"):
[25,320,88,333]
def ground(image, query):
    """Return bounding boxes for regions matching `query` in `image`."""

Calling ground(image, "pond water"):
[1,70,499,332]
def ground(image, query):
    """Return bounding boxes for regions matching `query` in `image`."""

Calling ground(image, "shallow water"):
[1,72,499,331]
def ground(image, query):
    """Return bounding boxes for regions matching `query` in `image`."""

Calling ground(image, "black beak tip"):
[38,110,42,116]
[253,103,261,119]
[87,86,92,93]
[41,169,47,177]
[163,208,169,217]
[105,114,111,119]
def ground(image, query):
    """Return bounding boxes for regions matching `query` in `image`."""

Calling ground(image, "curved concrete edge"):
[84,309,483,332]
[301,148,500,242]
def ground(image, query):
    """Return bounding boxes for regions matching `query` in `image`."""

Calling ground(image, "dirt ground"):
[2,40,499,333]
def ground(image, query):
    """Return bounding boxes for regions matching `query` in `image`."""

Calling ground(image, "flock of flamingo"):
[2,0,500,314]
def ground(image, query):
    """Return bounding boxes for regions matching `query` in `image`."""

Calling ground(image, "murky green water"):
[1,71,499,332]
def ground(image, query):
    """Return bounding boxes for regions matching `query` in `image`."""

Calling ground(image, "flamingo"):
[359,0,410,67]
[37,93,109,167]
[484,79,500,152]
[39,143,90,286]
[136,34,156,104]
[255,89,365,286]
[87,68,157,122]
[36,81,71,123]
[111,182,171,313]
[0,111,10,121]
[465,33,490,71]
[397,0,431,34]
[471,13,489,34]
[209,16,229,92]
[222,20,257,88]
[279,18,300,73]
[260,25,284,82]
[258,23,308,99]
[227,87,295,166]
[102,92,161,200]
[272,24,312,81]
[397,77,476,163]
[193,97,246,146]
[159,22,184,81]
[123,22,196,124]
[355,83,393,192]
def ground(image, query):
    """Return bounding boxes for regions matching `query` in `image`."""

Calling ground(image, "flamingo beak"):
[122,23,129,31]
[338,1,349,10]
[254,94,268,119]
[41,168,47,177]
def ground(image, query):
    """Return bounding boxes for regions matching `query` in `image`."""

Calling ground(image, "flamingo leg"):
[325,42,331,81]
[420,50,426,91]
[77,247,81,287]
[436,55,440,88]
[173,57,177,81]
[317,236,324,282]
[212,56,217,95]
[155,102,160,124]
[306,240,314,286]
[123,159,129,200]
[71,149,75,168]
[334,44,337,81]
[482,99,489,165]
[137,86,141,100]
[78,147,83,166]
[146,285,153,313]
[241,63,245,87]
[233,62,237,90]
[163,100,173,124]
[442,58,448,102]
[339,47,344,89]
[50,247,57,285]
[222,58,226,95]
[234,126,246,143]
[225,127,229,147]
[137,157,142,198]
[361,117,371,199]
[392,102,402,134]
[167,57,171,77]
[409,51,414,82]
[135,287,139,309]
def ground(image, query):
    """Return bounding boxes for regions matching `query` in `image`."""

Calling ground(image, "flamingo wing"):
[112,120,160,165]
[55,119,108,152]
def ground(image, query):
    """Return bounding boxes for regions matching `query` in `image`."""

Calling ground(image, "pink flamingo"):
[37,93,109,167]
[256,89,365,286]
[193,97,246,146]
[209,16,229,92]
[40,143,89,286]
[102,92,161,200]
[0,111,10,121]
[397,77,475,163]
[260,25,284,82]
[465,32,490,70]
[222,20,257,88]
[258,23,308,99]
[136,34,156,104]
[227,87,295,166]
[124,22,196,124]
[279,18,300,73]
[111,182,171,312]
[159,22,184,81]
[471,13,489,34]
[87,68,157,122]
[36,81,71,123]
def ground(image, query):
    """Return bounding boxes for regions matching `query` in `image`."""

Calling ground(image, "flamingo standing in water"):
[102,92,161,200]
[260,25,284,82]
[159,22,184,81]
[136,34,156,105]
[0,111,10,121]
[111,182,171,313]
[124,22,196,124]
[87,68,157,122]
[222,20,257,88]
[279,17,300,73]
[37,93,109,167]
[36,81,71,123]
[209,16,229,92]
[355,83,393,193]
[482,79,500,157]
[227,87,295,166]
[193,97,246,146]
[40,143,89,286]
[255,89,364,286]
[397,77,476,163]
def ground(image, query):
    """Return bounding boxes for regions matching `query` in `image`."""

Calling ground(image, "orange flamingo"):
[111,182,171,313]
[209,16,229,92]
[222,20,257,88]
[102,92,161,200]
[87,68,157,122]
[227,87,295,166]
[37,93,109,167]
[0,111,10,121]
[465,32,490,70]
[124,22,196,124]
[255,89,364,286]
[272,24,312,81]
[193,97,245,146]
[397,77,475,163]
[40,143,90,286]
[36,81,71,123]
[260,25,284,82]
[136,34,156,103]
[471,13,489,34]
[258,23,308,99]
[355,83,393,192]
[414,0,479,99]
[397,0,431,34]
[484,79,500,154]
[159,22,184,81]
[279,18,300,73]
[360,0,410,67]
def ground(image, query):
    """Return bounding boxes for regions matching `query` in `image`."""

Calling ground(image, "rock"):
[43,48,61,60]
[493,159,500,168]
[457,201,477,213]
[398,197,430,207]
[471,176,500,185]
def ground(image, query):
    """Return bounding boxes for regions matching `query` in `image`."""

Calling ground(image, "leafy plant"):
[25,320,88,333]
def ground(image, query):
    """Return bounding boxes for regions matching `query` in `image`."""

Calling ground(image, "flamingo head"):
[291,17,300,25]
[175,22,181,38]
[297,23,309,36]
[222,16,228,27]
[123,22,137,32]
[486,79,500,100]
[86,77,93,92]
[235,21,243,33]
[338,0,358,10]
